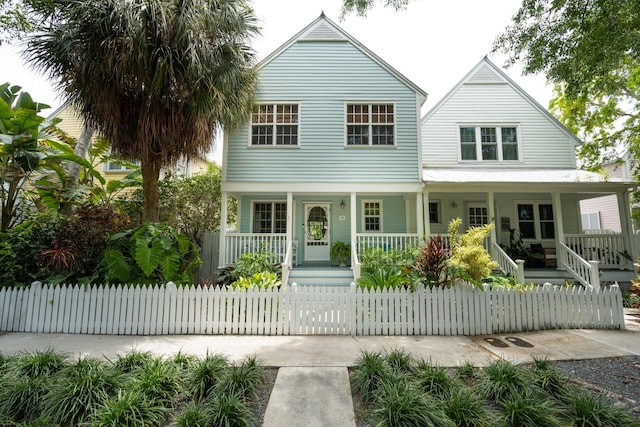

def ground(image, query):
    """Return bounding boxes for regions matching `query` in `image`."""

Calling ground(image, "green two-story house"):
[220,13,427,279]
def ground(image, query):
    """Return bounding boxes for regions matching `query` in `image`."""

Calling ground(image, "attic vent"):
[301,22,346,40]
[467,64,506,83]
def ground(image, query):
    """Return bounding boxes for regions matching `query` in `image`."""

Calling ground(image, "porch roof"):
[422,168,636,192]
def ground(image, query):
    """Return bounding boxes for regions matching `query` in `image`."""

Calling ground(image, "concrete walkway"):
[0,314,638,426]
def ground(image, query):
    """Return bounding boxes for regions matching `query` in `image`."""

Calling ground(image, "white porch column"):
[350,192,357,246]
[487,191,496,257]
[286,192,293,245]
[416,192,424,239]
[553,192,565,248]
[424,191,431,237]
[617,191,635,262]
[219,192,228,267]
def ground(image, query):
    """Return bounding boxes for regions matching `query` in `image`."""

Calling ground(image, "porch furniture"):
[530,243,552,268]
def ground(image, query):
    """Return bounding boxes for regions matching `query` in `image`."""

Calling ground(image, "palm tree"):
[26,0,259,221]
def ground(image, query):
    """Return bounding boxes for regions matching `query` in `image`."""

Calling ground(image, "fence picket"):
[0,281,625,336]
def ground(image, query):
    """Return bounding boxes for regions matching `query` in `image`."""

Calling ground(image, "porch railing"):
[564,233,632,269]
[281,240,293,288]
[223,233,287,265]
[356,233,421,254]
[352,239,362,282]
[493,243,525,284]
[559,243,600,288]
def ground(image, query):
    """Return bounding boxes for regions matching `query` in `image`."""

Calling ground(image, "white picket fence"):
[0,282,624,336]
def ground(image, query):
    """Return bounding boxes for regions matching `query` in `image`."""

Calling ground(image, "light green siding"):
[226,41,420,183]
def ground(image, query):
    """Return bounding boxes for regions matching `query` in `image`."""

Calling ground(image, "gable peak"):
[300,16,346,41]
[465,61,507,84]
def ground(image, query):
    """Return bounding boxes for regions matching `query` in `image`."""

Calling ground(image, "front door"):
[304,203,330,262]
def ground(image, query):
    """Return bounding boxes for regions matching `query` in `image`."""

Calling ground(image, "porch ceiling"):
[422,168,636,193]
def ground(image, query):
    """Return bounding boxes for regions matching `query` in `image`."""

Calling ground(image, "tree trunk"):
[141,159,161,223]
[60,122,94,216]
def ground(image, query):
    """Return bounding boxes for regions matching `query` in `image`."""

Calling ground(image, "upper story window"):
[346,103,395,146]
[459,126,519,161]
[251,104,299,146]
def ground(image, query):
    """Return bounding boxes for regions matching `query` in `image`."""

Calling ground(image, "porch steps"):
[288,267,354,287]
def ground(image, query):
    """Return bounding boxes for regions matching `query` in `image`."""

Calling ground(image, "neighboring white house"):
[579,152,636,233]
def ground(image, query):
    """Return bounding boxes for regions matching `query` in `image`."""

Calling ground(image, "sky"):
[0,0,552,158]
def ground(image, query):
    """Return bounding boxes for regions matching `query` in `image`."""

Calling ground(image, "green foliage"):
[184,353,229,402]
[233,249,278,280]
[93,222,202,284]
[88,388,169,427]
[501,394,562,427]
[0,212,62,286]
[205,393,258,427]
[41,357,125,426]
[341,0,411,18]
[444,388,496,427]
[214,356,265,400]
[370,378,455,427]
[414,359,460,399]
[134,358,181,404]
[331,240,351,266]
[352,351,393,405]
[356,266,407,291]
[447,218,497,285]
[232,271,281,290]
[494,1,640,184]
[413,235,450,287]
[563,389,640,427]
[360,246,417,274]
[36,205,130,283]
[476,359,537,403]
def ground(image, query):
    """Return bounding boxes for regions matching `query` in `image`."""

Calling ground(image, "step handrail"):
[559,242,600,289]
[351,239,361,282]
[493,242,525,284]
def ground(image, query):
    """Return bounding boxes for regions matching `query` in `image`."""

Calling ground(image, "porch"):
[219,230,635,289]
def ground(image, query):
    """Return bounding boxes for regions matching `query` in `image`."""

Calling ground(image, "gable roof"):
[258,13,428,105]
[421,56,581,146]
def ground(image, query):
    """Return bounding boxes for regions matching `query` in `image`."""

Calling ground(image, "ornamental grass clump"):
[443,388,496,427]
[184,353,229,402]
[88,388,169,427]
[135,358,182,405]
[352,350,394,405]
[476,359,537,403]
[370,378,455,427]
[112,349,155,374]
[501,393,563,427]
[415,359,461,399]
[41,356,125,426]
[205,393,258,427]
[530,356,571,399]
[563,389,640,427]
[215,356,265,400]
[384,348,415,375]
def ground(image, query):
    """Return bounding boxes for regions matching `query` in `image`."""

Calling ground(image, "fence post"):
[610,283,625,329]
[350,282,357,337]
[515,260,525,285]
[291,283,298,335]
[589,260,600,289]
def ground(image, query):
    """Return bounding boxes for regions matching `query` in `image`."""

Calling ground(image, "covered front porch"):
[218,181,425,284]
[423,168,638,288]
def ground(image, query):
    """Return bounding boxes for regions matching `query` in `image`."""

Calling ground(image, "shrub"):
[232,249,278,280]
[93,222,202,284]
[36,205,129,283]
[447,218,497,285]
[356,266,407,291]
[232,271,281,289]
[0,212,62,286]
[360,246,417,275]
[413,235,450,287]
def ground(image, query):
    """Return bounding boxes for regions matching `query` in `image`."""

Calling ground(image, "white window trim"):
[344,102,397,147]
[457,124,522,162]
[467,202,488,226]
[515,200,555,241]
[248,102,300,147]
[103,151,140,172]
[428,200,441,225]
[250,200,288,234]
[361,199,384,232]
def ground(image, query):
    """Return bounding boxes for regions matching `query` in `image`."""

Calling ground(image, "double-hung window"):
[428,201,441,224]
[251,104,299,146]
[252,202,287,233]
[346,104,394,146]
[459,126,519,161]
[362,200,382,232]
[517,203,555,239]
